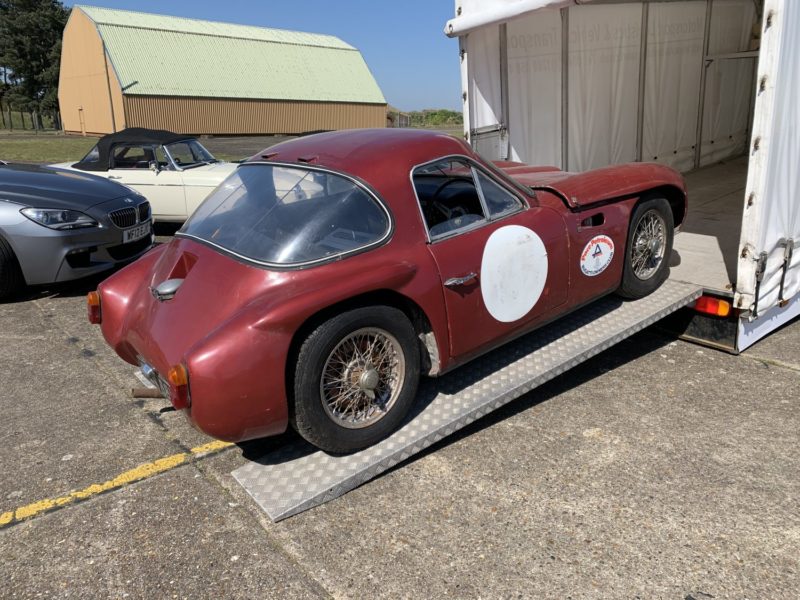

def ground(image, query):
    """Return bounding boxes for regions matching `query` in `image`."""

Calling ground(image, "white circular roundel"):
[580,235,615,276]
[480,225,548,323]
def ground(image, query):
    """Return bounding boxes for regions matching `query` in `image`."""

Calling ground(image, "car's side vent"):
[580,213,605,228]
[109,207,138,228]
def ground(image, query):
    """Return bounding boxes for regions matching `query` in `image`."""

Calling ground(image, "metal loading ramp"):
[233,280,702,521]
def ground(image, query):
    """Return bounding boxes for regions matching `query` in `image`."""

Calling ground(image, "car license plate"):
[123,222,150,243]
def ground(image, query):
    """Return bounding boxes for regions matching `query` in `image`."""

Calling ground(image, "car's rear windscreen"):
[178,163,390,267]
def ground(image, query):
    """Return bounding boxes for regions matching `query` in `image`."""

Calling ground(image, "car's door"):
[183,182,214,217]
[180,164,239,217]
[164,140,213,216]
[413,157,569,360]
[106,144,187,220]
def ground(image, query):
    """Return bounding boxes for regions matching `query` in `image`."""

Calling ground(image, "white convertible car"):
[53,128,237,222]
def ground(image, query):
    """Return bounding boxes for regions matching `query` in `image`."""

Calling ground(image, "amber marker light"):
[693,295,732,318]
[87,291,102,324]
[167,364,191,409]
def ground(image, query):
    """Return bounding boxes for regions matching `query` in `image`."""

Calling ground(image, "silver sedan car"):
[0,163,154,299]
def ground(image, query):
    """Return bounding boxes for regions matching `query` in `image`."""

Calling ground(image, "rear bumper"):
[124,323,289,443]
[97,238,290,443]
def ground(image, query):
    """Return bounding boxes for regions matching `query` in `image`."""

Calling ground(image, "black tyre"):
[0,235,24,301]
[293,306,420,454]
[617,196,674,299]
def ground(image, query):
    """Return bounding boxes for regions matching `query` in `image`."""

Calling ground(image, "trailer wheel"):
[292,306,420,454]
[617,196,674,299]
[0,235,24,301]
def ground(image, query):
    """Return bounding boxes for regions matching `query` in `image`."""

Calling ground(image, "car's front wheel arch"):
[0,232,25,300]
[641,184,686,229]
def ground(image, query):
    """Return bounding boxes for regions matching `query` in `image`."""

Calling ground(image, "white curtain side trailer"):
[446,0,799,352]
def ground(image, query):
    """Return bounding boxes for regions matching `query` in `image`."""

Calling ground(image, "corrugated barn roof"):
[75,5,386,104]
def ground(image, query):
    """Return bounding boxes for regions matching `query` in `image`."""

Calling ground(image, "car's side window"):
[111,145,155,169]
[82,145,100,163]
[475,170,522,217]
[412,158,487,239]
[412,158,523,240]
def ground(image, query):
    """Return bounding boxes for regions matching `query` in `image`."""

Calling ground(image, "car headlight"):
[21,208,98,230]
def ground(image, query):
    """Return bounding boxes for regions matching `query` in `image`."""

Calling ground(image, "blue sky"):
[66,0,462,111]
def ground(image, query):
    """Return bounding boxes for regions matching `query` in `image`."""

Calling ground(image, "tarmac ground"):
[1,254,798,598]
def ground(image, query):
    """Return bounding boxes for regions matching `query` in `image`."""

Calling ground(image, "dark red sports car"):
[90,129,686,453]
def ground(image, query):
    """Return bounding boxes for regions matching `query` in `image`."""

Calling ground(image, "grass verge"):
[0,133,98,163]
[0,133,242,163]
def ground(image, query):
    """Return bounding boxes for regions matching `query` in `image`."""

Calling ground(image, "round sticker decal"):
[480,225,548,323]
[580,235,615,276]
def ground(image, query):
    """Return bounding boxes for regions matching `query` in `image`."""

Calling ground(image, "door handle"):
[108,175,122,180]
[444,272,478,287]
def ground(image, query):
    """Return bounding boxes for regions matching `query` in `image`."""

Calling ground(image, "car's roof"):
[72,127,195,172]
[98,127,191,146]
[250,129,476,181]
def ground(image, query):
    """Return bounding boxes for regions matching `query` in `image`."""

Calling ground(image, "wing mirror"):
[149,160,160,173]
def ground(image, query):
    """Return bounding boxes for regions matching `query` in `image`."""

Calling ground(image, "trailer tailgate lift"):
[233,280,702,522]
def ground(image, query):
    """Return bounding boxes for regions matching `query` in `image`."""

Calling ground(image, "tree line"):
[408,109,463,128]
[0,0,69,131]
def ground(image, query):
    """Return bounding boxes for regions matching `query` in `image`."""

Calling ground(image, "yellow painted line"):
[0,440,233,530]
[190,440,233,455]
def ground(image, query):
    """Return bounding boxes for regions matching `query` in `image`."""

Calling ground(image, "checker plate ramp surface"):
[233,280,702,521]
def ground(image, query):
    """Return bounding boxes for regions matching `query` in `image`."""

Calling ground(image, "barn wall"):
[122,96,387,135]
[58,8,125,135]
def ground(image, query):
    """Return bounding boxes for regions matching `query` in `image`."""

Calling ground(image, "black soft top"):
[72,128,192,171]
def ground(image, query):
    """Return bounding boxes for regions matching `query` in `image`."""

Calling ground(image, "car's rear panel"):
[99,238,292,440]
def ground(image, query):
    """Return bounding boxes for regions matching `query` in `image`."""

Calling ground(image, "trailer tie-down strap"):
[752,251,769,319]
[778,238,797,307]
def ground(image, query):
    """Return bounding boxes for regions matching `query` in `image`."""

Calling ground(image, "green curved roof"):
[75,5,386,104]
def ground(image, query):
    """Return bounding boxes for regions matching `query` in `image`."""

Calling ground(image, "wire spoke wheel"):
[617,196,673,300]
[630,210,667,281]
[320,327,406,429]
[294,306,420,453]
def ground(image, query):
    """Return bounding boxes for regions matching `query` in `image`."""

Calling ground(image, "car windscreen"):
[178,164,391,267]
[165,139,216,168]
